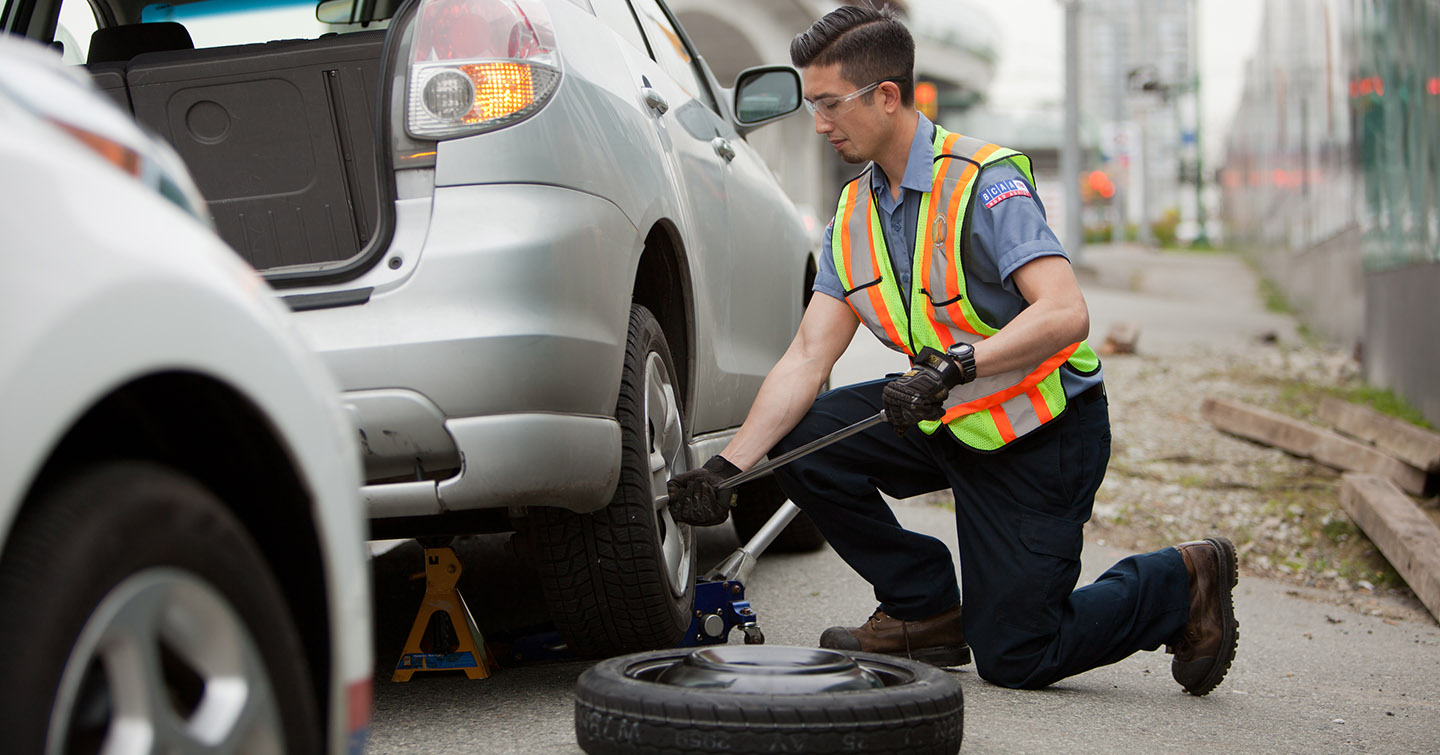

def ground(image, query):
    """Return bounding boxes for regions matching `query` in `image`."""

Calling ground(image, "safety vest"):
[831,125,1100,451]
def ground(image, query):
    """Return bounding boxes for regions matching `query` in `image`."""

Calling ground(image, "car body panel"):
[10,0,813,523]
[409,0,811,435]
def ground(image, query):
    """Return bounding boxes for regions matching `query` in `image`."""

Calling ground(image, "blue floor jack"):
[679,410,888,648]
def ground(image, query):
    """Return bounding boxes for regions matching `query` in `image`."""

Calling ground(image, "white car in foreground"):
[0,37,372,754]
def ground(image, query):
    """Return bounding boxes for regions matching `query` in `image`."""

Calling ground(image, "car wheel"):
[731,476,827,553]
[530,304,695,657]
[574,645,964,754]
[0,461,321,755]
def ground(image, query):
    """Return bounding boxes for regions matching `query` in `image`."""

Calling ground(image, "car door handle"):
[641,87,669,115]
[711,137,736,162]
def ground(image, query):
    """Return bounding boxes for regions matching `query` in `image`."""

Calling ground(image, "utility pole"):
[1110,2,1127,243]
[1191,0,1210,246]
[1062,0,1084,263]
[1135,0,1154,245]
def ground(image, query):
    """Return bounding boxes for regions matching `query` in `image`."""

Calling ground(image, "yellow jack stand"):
[392,545,495,681]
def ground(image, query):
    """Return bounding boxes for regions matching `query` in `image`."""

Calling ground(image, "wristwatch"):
[945,342,978,384]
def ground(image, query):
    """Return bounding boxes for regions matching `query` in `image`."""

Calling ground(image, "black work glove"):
[666,455,741,526]
[881,347,963,436]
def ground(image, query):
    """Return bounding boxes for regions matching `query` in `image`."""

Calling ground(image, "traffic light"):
[915,81,938,120]
[1086,170,1116,200]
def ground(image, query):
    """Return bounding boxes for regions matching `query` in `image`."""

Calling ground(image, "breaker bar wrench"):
[702,409,887,583]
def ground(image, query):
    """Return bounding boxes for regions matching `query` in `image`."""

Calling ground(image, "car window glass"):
[139,0,373,48]
[55,0,98,64]
[628,0,715,112]
[589,0,646,53]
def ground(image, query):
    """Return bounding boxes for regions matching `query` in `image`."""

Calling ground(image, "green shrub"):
[1151,208,1181,247]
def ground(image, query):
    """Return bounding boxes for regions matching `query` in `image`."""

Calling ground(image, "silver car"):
[10,0,817,655]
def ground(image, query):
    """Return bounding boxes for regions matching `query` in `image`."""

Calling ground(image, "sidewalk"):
[1077,242,1300,357]
[830,242,1302,375]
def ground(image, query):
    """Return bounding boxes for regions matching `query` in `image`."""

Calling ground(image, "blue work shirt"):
[814,112,1101,399]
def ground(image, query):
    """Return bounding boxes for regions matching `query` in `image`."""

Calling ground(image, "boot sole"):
[900,644,972,668]
[1187,536,1239,696]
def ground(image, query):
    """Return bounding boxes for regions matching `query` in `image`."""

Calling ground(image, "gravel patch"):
[1089,338,1437,623]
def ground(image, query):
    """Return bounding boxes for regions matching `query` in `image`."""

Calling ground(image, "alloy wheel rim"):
[623,647,919,695]
[643,350,692,599]
[46,568,284,755]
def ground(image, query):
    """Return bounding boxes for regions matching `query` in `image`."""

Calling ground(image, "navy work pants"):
[770,379,1191,689]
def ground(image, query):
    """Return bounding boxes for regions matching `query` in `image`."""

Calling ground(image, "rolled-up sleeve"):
[811,217,846,302]
[969,162,1068,288]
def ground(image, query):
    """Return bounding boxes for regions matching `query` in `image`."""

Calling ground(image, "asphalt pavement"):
[364,244,1440,754]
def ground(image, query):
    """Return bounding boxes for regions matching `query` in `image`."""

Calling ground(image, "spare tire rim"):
[643,350,692,599]
[627,646,921,695]
[45,568,284,755]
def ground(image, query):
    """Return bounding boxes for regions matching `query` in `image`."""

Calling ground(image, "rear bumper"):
[290,183,639,518]
[362,411,621,517]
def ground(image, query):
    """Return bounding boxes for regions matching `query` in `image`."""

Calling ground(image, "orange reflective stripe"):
[924,134,964,267]
[1026,387,1054,423]
[915,135,959,286]
[991,405,1018,444]
[864,209,908,352]
[941,342,1081,421]
[918,132,963,346]
[941,143,1002,335]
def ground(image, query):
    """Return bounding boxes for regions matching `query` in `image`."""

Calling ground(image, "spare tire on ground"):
[574,645,963,755]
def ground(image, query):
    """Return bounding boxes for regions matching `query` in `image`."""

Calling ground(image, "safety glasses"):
[803,78,903,122]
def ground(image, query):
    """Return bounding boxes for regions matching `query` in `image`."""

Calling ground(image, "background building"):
[1074,0,1199,243]
[1220,0,1440,425]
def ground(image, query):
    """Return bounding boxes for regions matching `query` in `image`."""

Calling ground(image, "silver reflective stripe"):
[838,179,895,349]
[924,168,964,323]
[1000,391,1045,438]
[938,354,1048,411]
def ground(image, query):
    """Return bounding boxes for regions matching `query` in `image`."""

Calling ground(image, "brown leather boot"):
[1168,537,1239,696]
[819,604,971,667]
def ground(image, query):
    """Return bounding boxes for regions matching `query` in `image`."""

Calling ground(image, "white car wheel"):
[0,462,321,755]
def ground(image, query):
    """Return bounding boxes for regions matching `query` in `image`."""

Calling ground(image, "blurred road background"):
[671,0,1439,430]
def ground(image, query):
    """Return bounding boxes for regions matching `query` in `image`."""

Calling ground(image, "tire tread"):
[530,305,693,657]
[574,649,963,754]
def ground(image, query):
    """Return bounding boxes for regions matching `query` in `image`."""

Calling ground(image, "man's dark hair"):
[790,4,915,106]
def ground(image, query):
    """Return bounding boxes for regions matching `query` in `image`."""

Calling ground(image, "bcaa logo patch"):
[980,178,1031,209]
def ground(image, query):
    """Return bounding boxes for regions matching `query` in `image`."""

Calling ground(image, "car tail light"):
[407,0,560,139]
